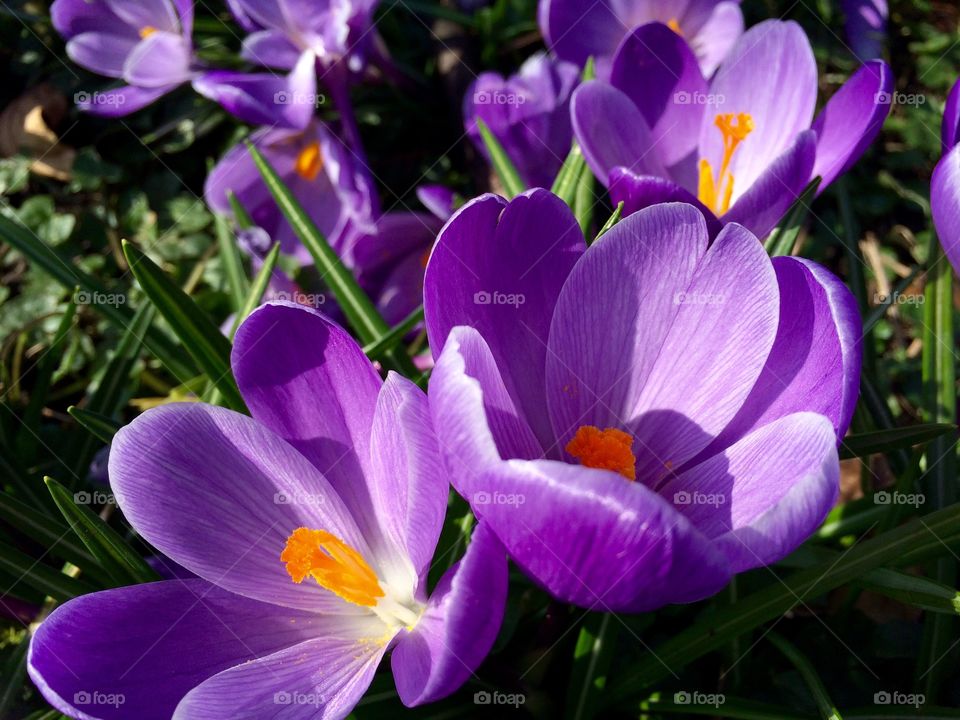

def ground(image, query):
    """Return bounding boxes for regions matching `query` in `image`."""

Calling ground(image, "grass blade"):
[67,406,122,443]
[363,305,424,359]
[229,242,280,337]
[0,539,97,601]
[764,177,821,257]
[474,117,525,199]
[768,632,842,720]
[839,424,957,460]
[213,212,250,312]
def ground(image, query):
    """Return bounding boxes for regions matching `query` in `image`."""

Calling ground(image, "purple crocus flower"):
[572,20,893,239]
[539,0,744,77]
[29,302,507,719]
[464,52,580,188]
[51,0,196,117]
[205,119,378,265]
[842,0,887,60]
[931,78,960,272]
[423,190,861,612]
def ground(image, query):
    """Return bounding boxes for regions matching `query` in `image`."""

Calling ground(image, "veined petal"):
[608,168,722,236]
[689,1,744,77]
[123,31,193,88]
[241,29,303,70]
[932,143,960,273]
[66,32,138,78]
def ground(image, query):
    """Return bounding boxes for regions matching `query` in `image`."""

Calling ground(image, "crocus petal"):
[123,31,193,87]
[172,0,194,33]
[571,81,668,187]
[52,0,128,38]
[368,373,447,582]
[943,79,960,152]
[810,60,892,189]
[688,1,744,77]
[545,203,708,446]
[424,190,585,451]
[66,32,139,78]
[103,0,179,33]
[701,20,817,202]
[77,84,175,117]
[538,0,624,68]
[242,29,303,70]
[609,22,707,169]
[232,302,386,544]
[29,579,338,720]
[663,412,838,572]
[173,619,389,720]
[931,143,960,273]
[108,403,370,612]
[417,184,457,221]
[842,0,887,60]
[722,129,817,238]
[392,522,508,705]
[608,167,722,236]
[192,52,316,129]
[469,458,730,611]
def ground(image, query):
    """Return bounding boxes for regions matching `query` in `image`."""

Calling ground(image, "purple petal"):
[608,167,722,236]
[108,402,370,612]
[688,1,744,77]
[392,522,508,705]
[932,143,960,273]
[232,302,387,545]
[810,60,892,190]
[77,84,176,117]
[173,618,389,720]
[469,458,730,611]
[944,79,960,152]
[538,0,625,68]
[424,190,585,450]
[226,0,260,31]
[417,184,457,221]
[722,129,817,238]
[51,0,128,38]
[701,20,817,201]
[28,579,338,720]
[123,31,193,88]
[610,22,707,168]
[842,0,887,59]
[663,412,838,572]
[103,0,179,33]
[571,80,667,187]
[242,29,303,70]
[66,32,139,78]
[545,203,708,446]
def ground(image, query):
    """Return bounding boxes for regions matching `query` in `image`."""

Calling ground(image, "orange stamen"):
[697,112,754,215]
[139,26,157,39]
[294,142,323,181]
[281,528,384,607]
[667,18,683,36]
[566,426,637,480]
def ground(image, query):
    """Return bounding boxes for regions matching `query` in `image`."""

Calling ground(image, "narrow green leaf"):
[227,190,255,229]
[551,143,587,207]
[573,166,595,235]
[122,240,246,412]
[475,117,525,199]
[0,539,97,601]
[566,614,616,720]
[0,637,28,719]
[45,477,160,586]
[768,632,842,720]
[363,305,424,359]
[67,406,122,443]
[839,424,957,460]
[764,177,821,257]
[594,202,624,243]
[604,502,960,705]
[214,212,250,312]
[230,242,281,337]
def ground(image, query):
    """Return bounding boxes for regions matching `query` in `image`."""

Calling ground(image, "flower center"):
[139,26,157,39]
[565,425,637,480]
[281,527,384,607]
[294,142,323,181]
[667,18,683,35]
[697,112,755,215]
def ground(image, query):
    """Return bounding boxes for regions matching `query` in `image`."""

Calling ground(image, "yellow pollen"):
[667,18,683,36]
[697,112,755,215]
[294,142,323,181]
[281,528,384,607]
[565,425,637,480]
[139,26,157,39]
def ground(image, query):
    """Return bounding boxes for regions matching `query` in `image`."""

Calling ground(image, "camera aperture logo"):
[274,491,325,507]
[74,91,125,108]
[874,490,924,508]
[74,690,125,708]
[673,490,725,508]
[474,290,525,307]
[273,91,326,107]
[674,690,725,708]
[474,690,525,707]
[473,490,525,507]
[474,90,526,106]
[874,691,924,708]
[274,690,325,707]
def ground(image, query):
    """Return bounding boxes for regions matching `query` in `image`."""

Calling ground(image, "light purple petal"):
[571,80,668,187]
[52,0,128,38]
[66,32,139,78]
[108,402,370,612]
[103,0,179,33]
[810,60,892,189]
[242,29,303,70]
[688,1,743,77]
[932,143,960,273]
[842,0,887,59]
[424,190,585,450]
[469,458,730,611]
[123,31,193,87]
[392,522,507,705]
[663,412,838,572]
[538,0,625,68]
[722,129,817,238]
[417,184,457,221]
[608,167,722,236]
[28,579,339,720]
[609,22,707,169]
[944,79,960,152]
[232,302,386,546]
[78,84,176,117]
[173,617,389,720]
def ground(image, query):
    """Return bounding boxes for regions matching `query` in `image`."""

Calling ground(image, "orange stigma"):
[667,18,683,35]
[281,528,384,607]
[566,426,637,480]
[139,26,157,39]
[294,142,323,181]
[697,112,754,215]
